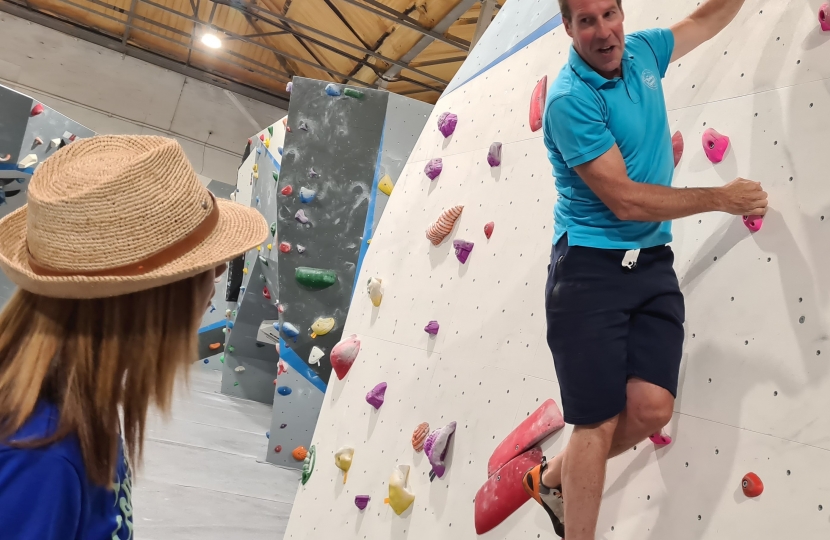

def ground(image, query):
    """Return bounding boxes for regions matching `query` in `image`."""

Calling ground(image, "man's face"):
[563,0,626,78]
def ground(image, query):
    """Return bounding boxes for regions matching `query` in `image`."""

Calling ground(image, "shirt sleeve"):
[632,28,675,77]
[545,93,616,169]
[0,450,83,540]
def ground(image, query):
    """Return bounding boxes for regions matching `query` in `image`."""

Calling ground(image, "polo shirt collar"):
[568,45,636,89]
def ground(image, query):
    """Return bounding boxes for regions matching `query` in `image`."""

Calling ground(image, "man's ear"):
[563,18,573,38]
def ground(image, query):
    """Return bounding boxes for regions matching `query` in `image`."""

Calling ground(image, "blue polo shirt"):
[544,28,675,249]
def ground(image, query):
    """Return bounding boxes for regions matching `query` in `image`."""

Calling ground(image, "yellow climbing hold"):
[243,268,248,274]
[367,239,372,244]
[367,277,383,307]
[388,465,415,515]
[310,317,335,338]
[378,174,393,196]
[265,138,270,148]
[253,164,258,172]
[253,172,259,179]
[334,446,354,484]
[267,243,273,250]
[257,245,262,251]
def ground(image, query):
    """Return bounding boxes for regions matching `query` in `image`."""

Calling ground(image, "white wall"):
[285,1,830,539]
[0,12,287,185]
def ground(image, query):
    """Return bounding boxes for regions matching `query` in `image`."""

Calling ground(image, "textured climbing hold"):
[295,209,309,224]
[243,268,248,274]
[263,286,271,300]
[277,386,293,396]
[265,431,270,439]
[17,154,37,169]
[672,131,684,167]
[743,215,763,232]
[344,88,364,99]
[264,139,270,148]
[255,196,260,205]
[259,134,265,142]
[649,431,672,446]
[475,448,543,534]
[203,358,209,364]
[293,446,308,461]
[437,112,457,137]
[279,242,291,253]
[286,81,293,93]
[270,222,277,236]
[308,167,319,178]
[424,320,439,335]
[299,187,316,203]
[821,3,830,31]
[311,317,335,338]
[49,138,60,149]
[529,75,548,132]
[334,446,354,483]
[453,240,474,264]
[355,495,370,510]
[253,164,258,173]
[308,346,324,365]
[301,445,316,485]
[325,83,342,96]
[367,277,383,307]
[426,205,464,246]
[378,174,393,195]
[297,245,306,253]
[229,345,235,353]
[281,185,293,196]
[233,382,239,386]
[702,128,730,163]
[424,158,443,180]
[268,126,274,136]
[0,155,9,162]
[280,423,287,428]
[424,422,456,478]
[299,121,309,131]
[33,137,43,147]
[275,445,282,453]
[282,322,300,340]
[266,244,272,251]
[742,472,764,497]
[295,267,337,289]
[277,304,285,313]
[484,221,494,239]
[412,422,429,452]
[220,354,225,363]
[388,465,415,515]
[235,366,245,373]
[487,142,502,167]
[331,334,361,380]
[488,399,565,476]
[209,343,221,350]
[366,382,387,409]
[30,103,44,116]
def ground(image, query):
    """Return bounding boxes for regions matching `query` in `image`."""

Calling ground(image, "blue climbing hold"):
[266,431,270,439]
[203,358,209,364]
[282,322,300,340]
[256,147,262,154]
[278,386,292,396]
[299,187,316,204]
[256,196,260,205]
[325,83,341,96]
[227,321,235,329]
[15,178,25,184]
[273,322,281,331]
[278,146,283,155]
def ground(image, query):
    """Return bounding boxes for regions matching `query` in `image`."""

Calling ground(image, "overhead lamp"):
[201,33,222,49]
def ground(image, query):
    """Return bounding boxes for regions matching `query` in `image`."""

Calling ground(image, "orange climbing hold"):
[292,446,308,461]
[742,472,764,497]
[426,205,464,246]
[209,343,221,350]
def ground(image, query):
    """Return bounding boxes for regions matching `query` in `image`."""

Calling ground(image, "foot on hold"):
[522,457,565,537]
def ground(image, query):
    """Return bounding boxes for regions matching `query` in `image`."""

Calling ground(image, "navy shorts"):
[545,234,685,426]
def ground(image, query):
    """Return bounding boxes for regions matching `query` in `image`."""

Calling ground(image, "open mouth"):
[598,45,615,55]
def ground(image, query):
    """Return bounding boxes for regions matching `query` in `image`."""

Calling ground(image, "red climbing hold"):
[475,447,543,534]
[487,399,565,477]
[259,134,265,142]
[247,138,252,145]
[275,445,282,453]
[742,472,764,497]
[529,76,547,132]
[279,242,291,253]
[484,221,494,239]
[281,185,293,196]
[820,3,830,31]
[30,103,44,116]
[263,286,271,300]
[672,131,684,167]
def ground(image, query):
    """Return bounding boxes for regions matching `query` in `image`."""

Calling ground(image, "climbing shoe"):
[522,456,565,537]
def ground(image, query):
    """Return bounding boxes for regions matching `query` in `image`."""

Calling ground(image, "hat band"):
[27,194,220,278]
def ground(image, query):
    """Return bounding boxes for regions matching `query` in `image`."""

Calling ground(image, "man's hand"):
[718,178,768,216]
[671,0,747,62]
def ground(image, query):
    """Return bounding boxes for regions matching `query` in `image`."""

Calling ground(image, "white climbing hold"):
[17,154,37,169]
[49,138,60,149]
[308,346,325,365]
[367,277,383,307]
[235,366,246,373]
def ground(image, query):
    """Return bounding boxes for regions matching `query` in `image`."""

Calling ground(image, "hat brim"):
[0,199,269,299]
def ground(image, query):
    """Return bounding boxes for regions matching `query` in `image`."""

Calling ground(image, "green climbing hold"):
[295,267,337,290]
[272,171,279,182]
[229,346,235,353]
[270,222,276,237]
[344,88,364,99]
[268,126,274,136]
[220,354,225,363]
[234,382,239,387]
[302,445,316,485]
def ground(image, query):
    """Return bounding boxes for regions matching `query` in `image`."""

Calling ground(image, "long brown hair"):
[0,272,208,486]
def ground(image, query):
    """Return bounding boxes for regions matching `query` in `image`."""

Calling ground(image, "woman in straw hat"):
[0,135,267,538]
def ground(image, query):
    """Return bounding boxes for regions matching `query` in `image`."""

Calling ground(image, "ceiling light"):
[201,33,222,49]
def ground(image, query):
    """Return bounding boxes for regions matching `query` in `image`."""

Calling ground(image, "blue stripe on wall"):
[266,146,282,172]
[279,337,327,393]
[352,128,383,297]
[198,320,227,333]
[0,163,34,175]
[447,13,563,96]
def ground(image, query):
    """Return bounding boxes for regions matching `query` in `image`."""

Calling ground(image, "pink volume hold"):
[820,3,830,31]
[701,128,730,164]
[743,215,763,232]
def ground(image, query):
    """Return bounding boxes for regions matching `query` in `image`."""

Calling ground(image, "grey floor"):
[133,368,300,539]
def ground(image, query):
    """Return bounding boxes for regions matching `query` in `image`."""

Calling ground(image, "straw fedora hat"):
[0,135,268,299]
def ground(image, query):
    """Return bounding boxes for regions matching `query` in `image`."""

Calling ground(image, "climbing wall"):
[266,79,432,469]
[284,1,830,538]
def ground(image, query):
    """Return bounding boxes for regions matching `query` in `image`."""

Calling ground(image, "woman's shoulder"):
[0,401,86,474]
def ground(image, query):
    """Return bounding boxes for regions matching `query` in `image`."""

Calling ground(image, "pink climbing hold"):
[484,222,494,239]
[366,382,387,409]
[487,142,502,167]
[649,432,672,446]
[743,215,763,232]
[820,3,830,31]
[259,134,265,142]
[529,76,547,132]
[672,131,684,167]
[702,128,730,163]
[30,103,44,116]
[424,320,439,335]
[331,334,361,380]
[437,112,457,137]
[424,158,443,180]
[263,286,271,300]
[453,240,474,264]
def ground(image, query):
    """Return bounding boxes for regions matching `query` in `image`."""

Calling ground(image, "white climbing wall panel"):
[284,1,830,538]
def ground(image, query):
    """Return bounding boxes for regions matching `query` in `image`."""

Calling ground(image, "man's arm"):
[670,0,747,62]
[573,144,768,222]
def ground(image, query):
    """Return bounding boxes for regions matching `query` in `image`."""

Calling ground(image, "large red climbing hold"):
[672,131,684,167]
[263,286,271,300]
[275,445,282,453]
[475,447,543,534]
[742,472,764,497]
[529,75,547,132]
[331,334,361,380]
[279,242,291,253]
[30,103,44,116]
[820,3,830,31]
[281,185,293,196]
[488,399,565,477]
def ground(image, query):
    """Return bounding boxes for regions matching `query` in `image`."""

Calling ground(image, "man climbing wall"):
[521,1,768,538]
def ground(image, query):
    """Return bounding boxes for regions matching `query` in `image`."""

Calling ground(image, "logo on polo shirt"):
[642,69,657,90]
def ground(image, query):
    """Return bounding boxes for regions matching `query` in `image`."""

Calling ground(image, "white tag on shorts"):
[622,249,640,270]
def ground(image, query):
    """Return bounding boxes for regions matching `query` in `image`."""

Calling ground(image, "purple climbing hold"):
[424,158,443,181]
[280,423,287,429]
[355,495,371,510]
[366,382,387,409]
[424,320,439,335]
[295,209,310,224]
[487,142,502,167]
[453,240,474,264]
[299,121,309,131]
[424,421,457,478]
[437,112,458,138]
[286,81,293,93]
[309,167,319,178]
